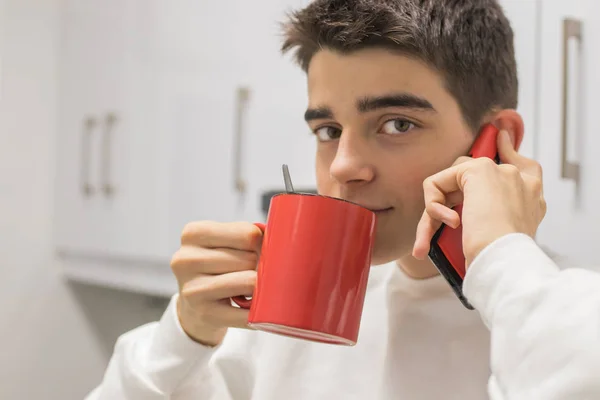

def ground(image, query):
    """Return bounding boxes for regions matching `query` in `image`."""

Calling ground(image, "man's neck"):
[396,254,441,280]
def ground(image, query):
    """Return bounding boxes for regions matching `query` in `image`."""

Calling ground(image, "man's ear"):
[487,109,525,151]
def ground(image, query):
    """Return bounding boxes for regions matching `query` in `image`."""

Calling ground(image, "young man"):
[86,0,600,399]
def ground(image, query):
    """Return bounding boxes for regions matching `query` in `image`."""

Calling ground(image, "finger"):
[422,166,465,220]
[171,246,258,276]
[412,203,461,259]
[445,190,464,209]
[426,202,460,228]
[423,163,466,199]
[497,130,530,169]
[497,129,544,180]
[451,155,472,167]
[181,270,256,301]
[206,303,253,330]
[498,129,530,169]
[517,157,543,180]
[521,172,544,198]
[412,210,439,260]
[181,221,263,251]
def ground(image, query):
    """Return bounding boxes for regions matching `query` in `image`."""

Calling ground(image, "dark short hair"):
[281,0,518,132]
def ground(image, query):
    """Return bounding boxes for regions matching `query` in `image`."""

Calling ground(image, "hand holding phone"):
[414,122,545,309]
[427,124,501,309]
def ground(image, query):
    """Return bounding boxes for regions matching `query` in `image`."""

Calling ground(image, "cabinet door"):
[55,0,164,260]
[54,0,109,256]
[535,0,599,264]
[160,77,248,256]
[90,0,168,260]
[146,0,253,257]
[0,0,4,94]
[499,0,540,160]
[57,0,252,261]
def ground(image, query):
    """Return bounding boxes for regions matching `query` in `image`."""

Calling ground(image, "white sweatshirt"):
[85,234,600,399]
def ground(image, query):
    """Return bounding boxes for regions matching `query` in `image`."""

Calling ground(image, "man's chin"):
[369,246,410,266]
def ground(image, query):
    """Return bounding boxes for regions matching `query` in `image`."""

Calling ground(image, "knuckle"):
[238,270,257,292]
[241,251,259,268]
[170,249,189,275]
[170,250,184,273]
[540,196,548,216]
[183,276,216,299]
[476,157,496,168]
[179,281,201,303]
[422,176,434,190]
[452,156,471,166]
[237,222,262,250]
[531,177,543,193]
[181,221,215,245]
[170,248,206,275]
[500,163,520,176]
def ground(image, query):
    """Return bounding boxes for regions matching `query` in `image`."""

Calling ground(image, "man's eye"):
[314,126,342,141]
[381,119,415,135]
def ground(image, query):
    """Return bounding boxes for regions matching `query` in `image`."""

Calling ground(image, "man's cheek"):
[315,154,333,195]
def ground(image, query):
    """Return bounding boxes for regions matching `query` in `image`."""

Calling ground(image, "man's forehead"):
[305,48,451,116]
[306,50,443,113]
[307,48,443,95]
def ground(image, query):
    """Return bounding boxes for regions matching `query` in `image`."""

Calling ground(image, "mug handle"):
[231,222,266,309]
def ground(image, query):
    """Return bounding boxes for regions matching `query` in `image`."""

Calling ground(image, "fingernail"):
[412,245,423,260]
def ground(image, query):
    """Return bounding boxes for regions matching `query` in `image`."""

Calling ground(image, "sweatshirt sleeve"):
[84,293,227,400]
[463,233,600,400]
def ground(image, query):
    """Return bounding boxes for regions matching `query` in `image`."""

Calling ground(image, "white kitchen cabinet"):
[0,0,4,99]
[147,0,258,258]
[54,0,175,294]
[535,0,600,265]
[54,0,253,295]
[54,0,137,258]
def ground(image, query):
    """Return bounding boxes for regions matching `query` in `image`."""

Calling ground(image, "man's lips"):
[335,198,393,213]
[366,207,394,214]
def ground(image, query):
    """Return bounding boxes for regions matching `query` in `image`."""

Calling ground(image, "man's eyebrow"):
[304,107,334,122]
[357,93,436,113]
[303,93,434,122]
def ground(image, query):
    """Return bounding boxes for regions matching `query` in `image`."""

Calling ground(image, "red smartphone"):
[428,124,500,310]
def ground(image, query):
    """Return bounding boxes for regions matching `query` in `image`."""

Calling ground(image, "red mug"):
[232,193,377,346]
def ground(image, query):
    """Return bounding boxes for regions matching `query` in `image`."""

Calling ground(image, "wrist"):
[466,229,530,269]
[176,297,226,347]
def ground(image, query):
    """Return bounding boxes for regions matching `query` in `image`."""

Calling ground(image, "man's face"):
[306,48,474,265]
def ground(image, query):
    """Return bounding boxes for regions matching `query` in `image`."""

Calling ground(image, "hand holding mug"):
[413,130,547,268]
[171,221,263,347]
[172,193,377,347]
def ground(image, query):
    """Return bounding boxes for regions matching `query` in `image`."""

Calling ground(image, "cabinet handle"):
[561,18,582,182]
[81,116,96,196]
[233,87,250,194]
[101,112,117,196]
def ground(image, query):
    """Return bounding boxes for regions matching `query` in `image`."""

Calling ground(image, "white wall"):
[0,1,168,398]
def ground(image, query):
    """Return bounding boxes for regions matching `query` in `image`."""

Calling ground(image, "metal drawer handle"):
[81,116,96,196]
[561,18,582,182]
[233,86,250,194]
[101,112,118,196]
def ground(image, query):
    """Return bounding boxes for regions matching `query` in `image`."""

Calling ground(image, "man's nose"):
[329,131,375,185]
